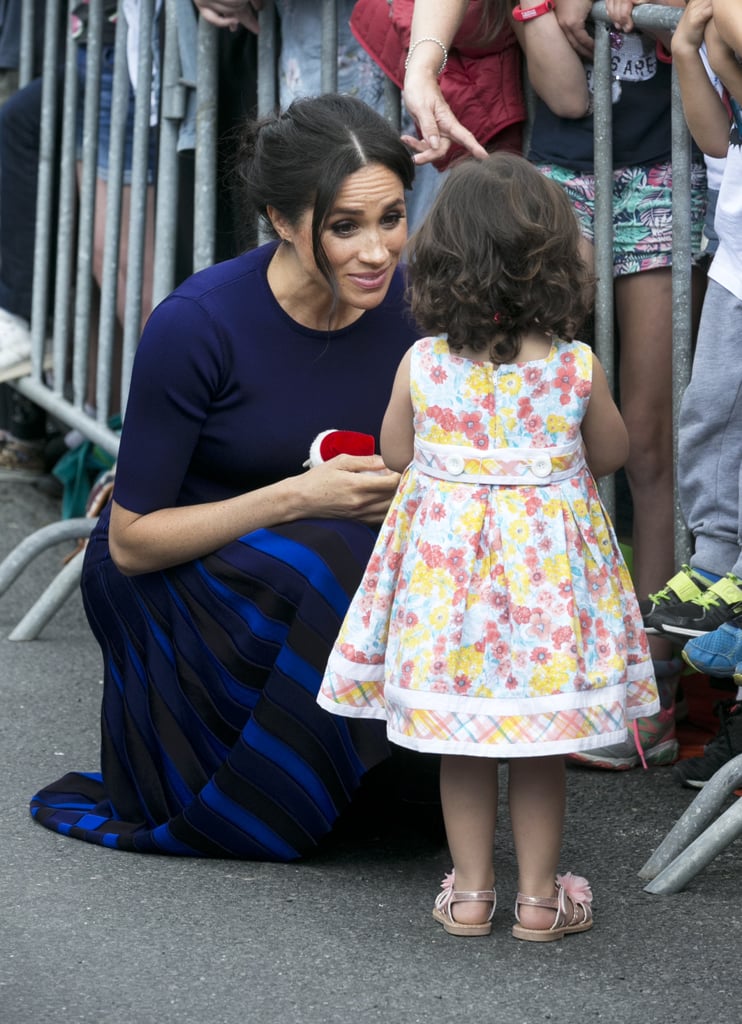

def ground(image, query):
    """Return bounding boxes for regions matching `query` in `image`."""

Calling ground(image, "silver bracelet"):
[404,36,449,76]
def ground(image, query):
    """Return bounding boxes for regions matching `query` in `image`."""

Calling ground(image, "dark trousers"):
[0,75,50,441]
[0,74,45,321]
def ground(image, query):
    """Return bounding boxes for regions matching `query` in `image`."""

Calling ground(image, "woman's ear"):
[266,205,291,243]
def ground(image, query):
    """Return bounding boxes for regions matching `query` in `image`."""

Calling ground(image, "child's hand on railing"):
[605,0,637,34]
[675,0,714,52]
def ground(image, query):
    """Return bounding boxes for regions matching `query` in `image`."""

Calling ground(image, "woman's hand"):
[299,455,401,525]
[193,0,263,33]
[400,0,487,164]
[402,65,488,165]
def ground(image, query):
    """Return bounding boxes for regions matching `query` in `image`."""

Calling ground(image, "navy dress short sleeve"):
[30,242,422,860]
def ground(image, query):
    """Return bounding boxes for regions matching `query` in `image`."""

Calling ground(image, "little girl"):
[317,153,658,942]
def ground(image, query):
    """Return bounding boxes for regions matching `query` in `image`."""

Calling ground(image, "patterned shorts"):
[536,161,707,277]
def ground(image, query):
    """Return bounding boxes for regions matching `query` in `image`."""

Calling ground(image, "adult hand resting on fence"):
[28,94,437,861]
[193,0,263,33]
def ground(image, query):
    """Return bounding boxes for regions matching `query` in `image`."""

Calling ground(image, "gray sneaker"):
[567,659,681,770]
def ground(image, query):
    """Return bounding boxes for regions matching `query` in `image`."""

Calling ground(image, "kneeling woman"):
[30,95,420,859]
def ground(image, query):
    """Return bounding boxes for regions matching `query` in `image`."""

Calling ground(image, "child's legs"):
[677,280,742,579]
[439,754,497,924]
[611,160,706,601]
[508,756,565,928]
[614,267,676,603]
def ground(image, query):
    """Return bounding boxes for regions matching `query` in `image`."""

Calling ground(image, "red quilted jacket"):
[350,0,526,170]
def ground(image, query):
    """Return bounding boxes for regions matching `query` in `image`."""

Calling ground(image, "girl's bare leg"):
[508,756,566,930]
[439,754,498,925]
[615,267,683,662]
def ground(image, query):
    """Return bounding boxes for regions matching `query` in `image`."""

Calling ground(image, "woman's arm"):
[109,455,400,575]
[401,0,490,165]
[580,354,630,479]
[107,282,402,577]
[511,1,590,117]
[380,349,415,473]
[672,0,730,159]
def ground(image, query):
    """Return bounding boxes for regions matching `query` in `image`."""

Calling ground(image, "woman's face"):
[279,162,408,321]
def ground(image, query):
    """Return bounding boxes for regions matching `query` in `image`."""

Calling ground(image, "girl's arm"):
[109,454,400,576]
[580,354,630,479]
[380,348,415,473]
[512,2,590,117]
[711,0,742,56]
[705,18,742,107]
[672,0,730,158]
[401,0,490,165]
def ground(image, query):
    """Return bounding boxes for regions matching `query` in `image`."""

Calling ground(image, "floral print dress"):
[317,335,658,757]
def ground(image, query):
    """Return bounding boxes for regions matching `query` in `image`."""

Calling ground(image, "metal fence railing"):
[1,1,695,637]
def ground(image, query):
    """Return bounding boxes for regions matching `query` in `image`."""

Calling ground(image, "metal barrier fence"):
[2,0,695,638]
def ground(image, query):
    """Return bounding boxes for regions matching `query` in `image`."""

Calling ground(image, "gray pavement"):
[1,475,740,1024]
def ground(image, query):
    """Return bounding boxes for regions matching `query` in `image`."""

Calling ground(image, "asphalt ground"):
[1,474,740,1024]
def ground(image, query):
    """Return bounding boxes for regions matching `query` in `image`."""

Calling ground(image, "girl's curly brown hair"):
[407,153,594,363]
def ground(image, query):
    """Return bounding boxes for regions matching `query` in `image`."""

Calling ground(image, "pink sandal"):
[432,870,496,936]
[512,872,593,942]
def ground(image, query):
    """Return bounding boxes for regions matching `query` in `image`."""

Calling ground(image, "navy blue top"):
[528,34,673,172]
[114,242,419,513]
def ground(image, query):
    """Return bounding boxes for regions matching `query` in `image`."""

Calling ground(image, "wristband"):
[512,0,555,22]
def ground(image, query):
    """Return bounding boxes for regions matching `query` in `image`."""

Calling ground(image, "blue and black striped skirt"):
[30,504,391,859]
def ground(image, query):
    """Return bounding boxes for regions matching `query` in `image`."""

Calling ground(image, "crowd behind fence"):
[10,0,693,545]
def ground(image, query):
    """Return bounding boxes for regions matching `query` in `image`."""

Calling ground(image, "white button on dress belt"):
[532,455,552,478]
[446,455,465,475]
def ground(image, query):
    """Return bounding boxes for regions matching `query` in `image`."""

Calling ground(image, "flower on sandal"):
[439,869,455,892]
[433,870,456,913]
[556,872,593,905]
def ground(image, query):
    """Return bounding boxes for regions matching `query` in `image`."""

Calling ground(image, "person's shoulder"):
[172,243,275,304]
[413,333,447,352]
[144,244,277,344]
[409,334,451,368]
[136,245,276,369]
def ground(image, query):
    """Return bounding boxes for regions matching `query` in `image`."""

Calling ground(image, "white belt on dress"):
[414,437,586,485]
